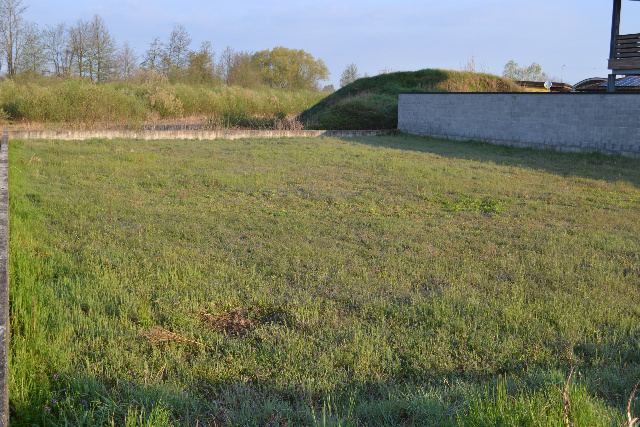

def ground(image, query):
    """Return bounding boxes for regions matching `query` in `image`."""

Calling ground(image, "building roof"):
[574,75,640,92]
[573,77,608,91]
[599,75,640,87]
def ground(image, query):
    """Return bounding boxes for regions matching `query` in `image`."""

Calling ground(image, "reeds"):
[0,78,326,128]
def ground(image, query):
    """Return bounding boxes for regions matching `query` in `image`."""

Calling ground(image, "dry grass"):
[140,326,215,351]
[562,367,575,427]
[199,309,256,337]
[625,381,640,427]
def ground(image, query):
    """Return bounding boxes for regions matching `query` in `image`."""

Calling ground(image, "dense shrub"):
[0,77,327,127]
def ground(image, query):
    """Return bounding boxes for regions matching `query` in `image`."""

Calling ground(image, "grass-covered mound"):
[299,69,522,130]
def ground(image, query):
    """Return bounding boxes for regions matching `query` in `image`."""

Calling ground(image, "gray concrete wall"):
[398,93,640,157]
[6,129,387,141]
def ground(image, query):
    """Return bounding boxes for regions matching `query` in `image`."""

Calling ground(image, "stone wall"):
[398,93,640,157]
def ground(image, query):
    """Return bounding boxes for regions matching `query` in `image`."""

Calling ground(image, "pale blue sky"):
[25,0,640,86]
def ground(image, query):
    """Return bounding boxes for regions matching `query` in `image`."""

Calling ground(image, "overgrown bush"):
[0,77,327,127]
[310,94,397,129]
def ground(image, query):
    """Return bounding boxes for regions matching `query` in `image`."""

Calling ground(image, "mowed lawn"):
[9,134,640,426]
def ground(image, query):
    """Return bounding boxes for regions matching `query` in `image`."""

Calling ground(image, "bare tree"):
[140,37,163,71]
[87,14,116,82]
[164,23,191,78]
[0,0,28,76]
[43,22,69,76]
[114,41,138,80]
[340,63,360,87]
[17,20,46,75]
[68,19,90,77]
[218,45,234,85]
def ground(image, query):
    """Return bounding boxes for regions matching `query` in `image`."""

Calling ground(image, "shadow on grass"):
[342,134,640,189]
[12,361,640,426]
[12,374,452,426]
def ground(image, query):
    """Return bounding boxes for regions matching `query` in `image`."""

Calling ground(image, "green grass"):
[299,69,523,130]
[9,134,640,425]
[0,78,327,128]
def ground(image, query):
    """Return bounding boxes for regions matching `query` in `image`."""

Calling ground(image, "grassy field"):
[9,134,640,426]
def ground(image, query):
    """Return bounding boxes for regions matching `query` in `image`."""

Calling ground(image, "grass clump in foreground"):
[299,69,523,130]
[9,134,640,426]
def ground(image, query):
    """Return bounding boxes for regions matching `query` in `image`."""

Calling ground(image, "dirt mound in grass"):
[299,69,522,130]
[199,305,292,337]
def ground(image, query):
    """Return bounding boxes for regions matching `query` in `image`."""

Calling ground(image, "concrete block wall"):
[398,93,640,157]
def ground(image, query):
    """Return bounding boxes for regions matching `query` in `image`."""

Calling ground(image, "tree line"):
[502,60,549,82]
[0,0,330,90]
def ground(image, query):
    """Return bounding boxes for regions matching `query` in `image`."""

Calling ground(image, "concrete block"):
[398,93,640,158]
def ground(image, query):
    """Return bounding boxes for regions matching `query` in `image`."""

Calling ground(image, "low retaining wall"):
[398,93,640,157]
[6,129,387,141]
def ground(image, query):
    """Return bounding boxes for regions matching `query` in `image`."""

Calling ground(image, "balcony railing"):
[609,33,640,70]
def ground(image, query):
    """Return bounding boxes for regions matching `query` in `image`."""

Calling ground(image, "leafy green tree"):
[339,63,360,87]
[164,23,191,80]
[502,60,548,82]
[252,46,329,90]
[186,41,217,84]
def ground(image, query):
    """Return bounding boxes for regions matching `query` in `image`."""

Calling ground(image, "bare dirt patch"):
[199,308,256,337]
[199,306,292,337]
